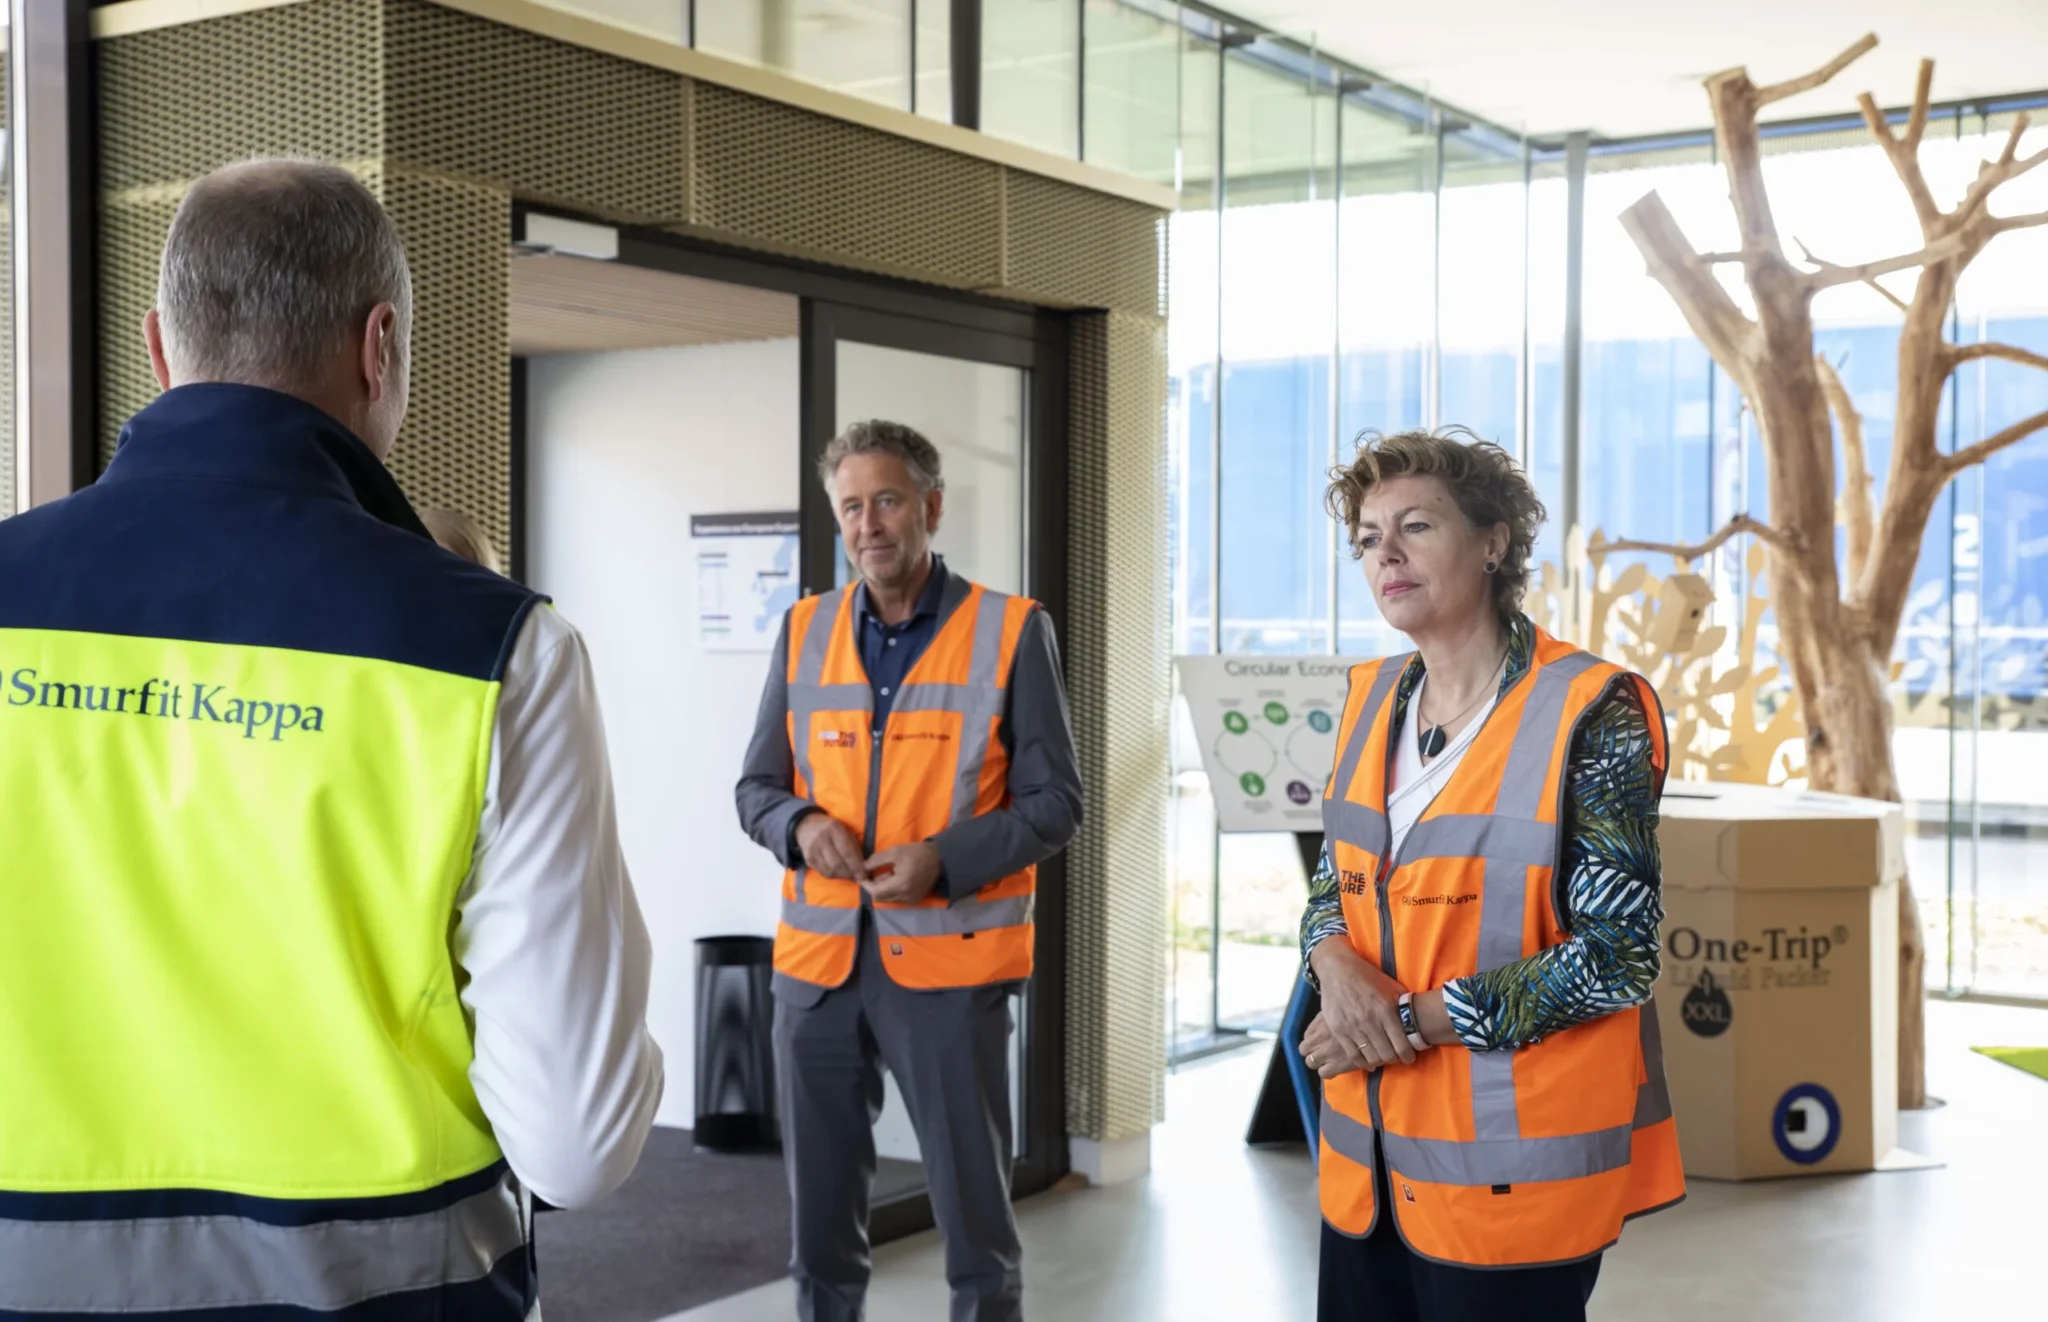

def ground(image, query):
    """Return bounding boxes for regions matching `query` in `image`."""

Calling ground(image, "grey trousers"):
[772,922,1022,1322]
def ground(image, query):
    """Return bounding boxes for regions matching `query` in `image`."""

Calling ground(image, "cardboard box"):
[1655,782,1902,1180]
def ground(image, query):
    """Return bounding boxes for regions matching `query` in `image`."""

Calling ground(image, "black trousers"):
[1317,1156,1601,1322]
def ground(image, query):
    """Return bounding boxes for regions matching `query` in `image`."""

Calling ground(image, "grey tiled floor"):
[670,999,2048,1321]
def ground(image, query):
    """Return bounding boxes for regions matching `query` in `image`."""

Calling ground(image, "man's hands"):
[796,813,867,882]
[1302,940,1417,1077]
[795,815,944,906]
[863,842,943,905]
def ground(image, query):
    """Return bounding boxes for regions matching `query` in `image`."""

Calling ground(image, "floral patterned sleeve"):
[1299,844,1348,986]
[1440,681,1665,1052]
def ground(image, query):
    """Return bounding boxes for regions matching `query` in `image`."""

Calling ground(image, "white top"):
[452,603,665,1209]
[1387,672,1500,859]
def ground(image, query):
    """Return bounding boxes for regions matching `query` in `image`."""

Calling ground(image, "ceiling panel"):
[509,253,800,355]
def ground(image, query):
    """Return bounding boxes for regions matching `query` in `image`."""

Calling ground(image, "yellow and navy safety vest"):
[0,385,541,1318]
[1318,628,1686,1268]
[774,575,1038,994]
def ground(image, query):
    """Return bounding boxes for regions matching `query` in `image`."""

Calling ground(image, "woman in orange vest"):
[1299,428,1684,1322]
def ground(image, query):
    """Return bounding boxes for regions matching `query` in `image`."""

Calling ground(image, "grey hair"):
[817,419,945,495]
[156,158,413,387]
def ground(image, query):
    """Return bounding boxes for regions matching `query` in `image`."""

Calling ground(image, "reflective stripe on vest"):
[1317,627,1685,1266]
[775,576,1038,992]
[0,1165,524,1313]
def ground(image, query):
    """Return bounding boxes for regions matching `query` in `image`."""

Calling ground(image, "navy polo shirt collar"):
[852,553,949,633]
[101,383,434,541]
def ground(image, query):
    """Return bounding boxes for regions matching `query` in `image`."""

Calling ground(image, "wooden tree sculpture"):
[1611,34,2048,1108]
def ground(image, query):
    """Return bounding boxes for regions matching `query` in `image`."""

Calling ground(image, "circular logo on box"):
[1680,968,1733,1038]
[1772,1083,1842,1165]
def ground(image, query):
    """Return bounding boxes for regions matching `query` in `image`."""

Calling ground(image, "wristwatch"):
[1396,993,1430,1053]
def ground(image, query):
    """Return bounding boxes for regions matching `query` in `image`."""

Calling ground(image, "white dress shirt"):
[452,602,664,1209]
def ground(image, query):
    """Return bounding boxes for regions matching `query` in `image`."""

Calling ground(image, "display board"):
[691,512,801,651]
[1175,655,1366,833]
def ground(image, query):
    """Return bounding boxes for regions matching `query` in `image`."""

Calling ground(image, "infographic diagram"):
[1175,655,1367,832]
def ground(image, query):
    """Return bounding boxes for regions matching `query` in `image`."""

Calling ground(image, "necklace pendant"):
[1418,724,1447,759]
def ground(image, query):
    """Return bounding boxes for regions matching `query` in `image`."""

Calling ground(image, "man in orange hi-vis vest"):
[737,420,1082,1322]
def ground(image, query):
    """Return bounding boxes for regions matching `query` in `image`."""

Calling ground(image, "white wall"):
[528,338,799,1129]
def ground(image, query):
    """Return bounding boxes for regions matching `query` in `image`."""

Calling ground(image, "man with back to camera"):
[0,159,662,1317]
[737,421,1083,1322]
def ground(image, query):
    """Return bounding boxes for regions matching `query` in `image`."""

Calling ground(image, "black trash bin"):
[694,935,780,1152]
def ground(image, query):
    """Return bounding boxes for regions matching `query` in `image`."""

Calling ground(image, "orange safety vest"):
[774,576,1038,993]
[1318,626,1686,1268]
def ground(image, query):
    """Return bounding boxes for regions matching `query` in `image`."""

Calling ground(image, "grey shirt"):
[734,584,1084,896]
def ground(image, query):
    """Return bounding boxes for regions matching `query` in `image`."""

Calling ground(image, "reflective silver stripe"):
[1464,651,1602,1148]
[781,900,862,936]
[1319,1098,1376,1170]
[1493,650,1602,818]
[1634,998,1674,1129]
[890,683,1006,719]
[1323,656,1411,847]
[874,893,1034,938]
[1469,1042,1521,1143]
[1399,813,1554,866]
[793,590,842,686]
[788,589,851,800]
[1324,800,1389,858]
[0,1171,523,1312]
[1382,1123,1632,1187]
[946,588,1015,825]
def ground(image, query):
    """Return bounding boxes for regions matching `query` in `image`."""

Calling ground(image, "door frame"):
[510,215,1073,1242]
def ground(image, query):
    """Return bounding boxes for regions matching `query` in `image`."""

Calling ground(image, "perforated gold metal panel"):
[387,0,688,225]
[687,82,1004,288]
[1064,309,1169,1141]
[97,0,383,197]
[97,193,179,469]
[1002,171,1163,318]
[378,167,513,564]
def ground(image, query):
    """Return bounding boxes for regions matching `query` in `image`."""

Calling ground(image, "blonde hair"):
[421,507,502,575]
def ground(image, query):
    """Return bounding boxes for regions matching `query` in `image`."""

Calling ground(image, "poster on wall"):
[1174,655,1368,834]
[692,512,801,652]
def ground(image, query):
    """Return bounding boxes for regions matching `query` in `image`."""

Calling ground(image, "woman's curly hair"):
[1325,427,1547,624]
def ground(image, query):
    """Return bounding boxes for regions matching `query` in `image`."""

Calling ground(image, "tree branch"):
[1955,115,2048,226]
[1620,190,1759,376]
[1944,408,2048,476]
[1817,354,1875,586]
[1859,91,1943,233]
[1991,208,2048,237]
[1949,341,2048,375]
[1795,237,1911,312]
[1601,515,1792,563]
[1756,32,1879,106]
[1803,230,1970,292]
[1904,59,1934,150]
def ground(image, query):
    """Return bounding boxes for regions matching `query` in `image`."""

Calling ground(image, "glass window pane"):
[1525,155,1567,570]
[982,0,1079,157]
[0,7,13,520]
[1579,150,1721,573]
[1437,125,1524,453]
[1218,46,1332,657]
[1081,0,1179,183]
[1954,114,2048,998]
[697,0,911,111]
[915,0,950,122]
[1167,30,1219,1055]
[1335,96,1433,657]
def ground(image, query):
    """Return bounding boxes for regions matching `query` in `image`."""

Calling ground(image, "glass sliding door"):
[801,296,1070,1238]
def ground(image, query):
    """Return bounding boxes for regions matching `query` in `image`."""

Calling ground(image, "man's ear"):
[142,309,173,392]
[359,302,399,401]
[925,487,945,535]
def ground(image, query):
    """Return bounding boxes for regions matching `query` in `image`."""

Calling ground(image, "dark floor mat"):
[537,1127,926,1321]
